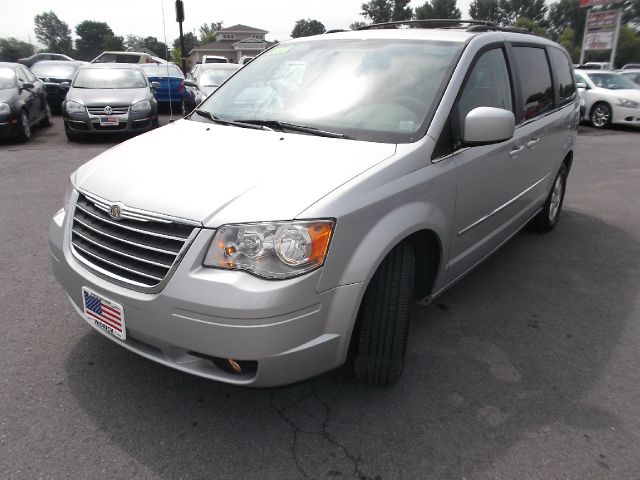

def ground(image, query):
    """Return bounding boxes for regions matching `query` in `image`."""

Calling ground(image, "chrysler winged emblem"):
[104,106,113,115]
[109,204,122,220]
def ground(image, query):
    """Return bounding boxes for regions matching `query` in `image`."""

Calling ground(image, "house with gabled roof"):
[187,24,274,64]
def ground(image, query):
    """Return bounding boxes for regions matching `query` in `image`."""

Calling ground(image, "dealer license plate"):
[82,287,126,340]
[99,116,119,126]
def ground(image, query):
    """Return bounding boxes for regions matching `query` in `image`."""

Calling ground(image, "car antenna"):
[161,0,175,122]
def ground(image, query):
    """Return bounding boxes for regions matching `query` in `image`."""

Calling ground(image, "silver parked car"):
[62,63,159,140]
[49,21,579,387]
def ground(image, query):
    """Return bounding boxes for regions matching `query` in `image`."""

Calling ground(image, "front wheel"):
[529,164,567,232]
[353,242,415,385]
[590,102,611,129]
[40,102,53,127]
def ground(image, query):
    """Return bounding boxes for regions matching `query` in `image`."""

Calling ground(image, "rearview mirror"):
[183,80,197,88]
[463,107,515,146]
[576,82,587,89]
[21,82,34,91]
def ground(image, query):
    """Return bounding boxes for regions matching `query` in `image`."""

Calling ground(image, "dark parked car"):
[29,61,81,111]
[17,52,74,68]
[141,63,195,113]
[62,63,159,140]
[0,62,52,141]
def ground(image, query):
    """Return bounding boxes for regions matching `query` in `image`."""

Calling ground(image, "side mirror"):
[21,82,35,91]
[463,107,515,146]
[59,82,70,90]
[150,81,161,89]
[576,82,587,89]
[183,80,197,88]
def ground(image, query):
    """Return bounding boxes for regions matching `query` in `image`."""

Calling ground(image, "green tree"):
[350,21,368,29]
[0,37,35,61]
[548,0,586,41]
[557,27,580,62]
[33,11,73,55]
[360,0,413,23]
[613,25,640,67]
[75,21,124,61]
[499,0,547,25]
[415,0,462,20]
[514,16,549,36]
[469,0,507,24]
[199,22,223,43]
[291,19,326,38]
[173,32,197,52]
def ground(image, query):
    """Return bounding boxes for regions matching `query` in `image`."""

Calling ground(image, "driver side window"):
[456,48,513,137]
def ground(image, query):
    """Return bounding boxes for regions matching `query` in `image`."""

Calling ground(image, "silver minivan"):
[49,21,579,387]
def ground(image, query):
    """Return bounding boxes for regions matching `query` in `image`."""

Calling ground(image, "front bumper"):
[613,106,640,126]
[64,108,156,135]
[0,115,21,138]
[49,205,362,387]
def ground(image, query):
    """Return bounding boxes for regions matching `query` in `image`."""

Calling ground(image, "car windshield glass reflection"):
[0,68,17,89]
[587,73,639,90]
[200,70,235,86]
[30,64,77,79]
[73,69,147,89]
[194,39,462,142]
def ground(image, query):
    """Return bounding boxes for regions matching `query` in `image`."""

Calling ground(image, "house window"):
[221,34,235,40]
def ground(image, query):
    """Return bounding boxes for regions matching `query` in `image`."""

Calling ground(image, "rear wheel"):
[19,110,31,141]
[40,102,53,127]
[529,164,567,232]
[353,242,415,385]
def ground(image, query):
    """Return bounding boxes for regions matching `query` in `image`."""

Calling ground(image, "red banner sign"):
[579,0,622,7]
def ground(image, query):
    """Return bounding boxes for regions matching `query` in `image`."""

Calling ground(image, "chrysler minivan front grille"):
[70,192,198,289]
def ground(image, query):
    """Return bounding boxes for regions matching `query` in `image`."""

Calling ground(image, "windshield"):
[587,73,639,90]
[73,68,147,89]
[194,39,462,143]
[142,65,183,78]
[30,64,77,79]
[200,69,237,86]
[0,68,17,89]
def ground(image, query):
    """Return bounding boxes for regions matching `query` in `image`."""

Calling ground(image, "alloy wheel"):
[548,173,564,223]
[591,104,610,128]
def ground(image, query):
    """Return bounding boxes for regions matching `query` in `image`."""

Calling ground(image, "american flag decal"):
[82,288,125,340]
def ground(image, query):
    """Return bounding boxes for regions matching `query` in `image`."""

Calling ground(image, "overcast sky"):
[0,0,474,47]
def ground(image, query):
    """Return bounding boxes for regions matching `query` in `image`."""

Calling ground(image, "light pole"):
[175,0,187,74]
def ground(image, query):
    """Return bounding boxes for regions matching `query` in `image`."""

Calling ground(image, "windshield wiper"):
[232,119,349,139]
[192,110,270,130]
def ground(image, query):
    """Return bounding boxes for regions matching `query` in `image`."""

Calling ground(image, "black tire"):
[529,164,568,233]
[590,102,612,129]
[40,102,53,127]
[18,110,31,141]
[353,242,415,385]
[64,125,81,141]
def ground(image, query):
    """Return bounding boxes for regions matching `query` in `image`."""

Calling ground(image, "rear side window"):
[549,48,575,106]
[512,47,554,121]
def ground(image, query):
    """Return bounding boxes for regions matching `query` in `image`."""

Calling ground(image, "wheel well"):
[405,229,441,301]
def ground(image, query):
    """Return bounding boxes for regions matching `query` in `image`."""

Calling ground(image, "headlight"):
[66,101,85,114]
[63,177,74,211]
[131,100,151,112]
[203,220,334,279]
[0,103,9,115]
[617,98,640,109]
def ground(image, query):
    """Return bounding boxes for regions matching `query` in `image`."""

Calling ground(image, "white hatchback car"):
[575,70,640,128]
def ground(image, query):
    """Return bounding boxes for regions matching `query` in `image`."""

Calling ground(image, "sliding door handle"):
[509,145,525,157]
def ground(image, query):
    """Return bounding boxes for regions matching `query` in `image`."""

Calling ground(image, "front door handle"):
[509,145,525,157]
[526,138,540,148]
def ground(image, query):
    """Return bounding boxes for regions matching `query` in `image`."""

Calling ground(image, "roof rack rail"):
[357,19,535,35]
[325,29,348,34]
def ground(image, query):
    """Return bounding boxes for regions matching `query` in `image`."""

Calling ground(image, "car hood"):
[67,87,148,106]
[0,88,18,103]
[73,119,397,227]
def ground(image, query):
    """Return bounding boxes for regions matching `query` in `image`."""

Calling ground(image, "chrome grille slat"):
[87,106,129,115]
[72,216,180,255]
[72,228,173,269]
[71,193,198,289]
[74,203,189,241]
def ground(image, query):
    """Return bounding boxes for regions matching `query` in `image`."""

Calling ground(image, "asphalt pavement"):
[1,116,639,479]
